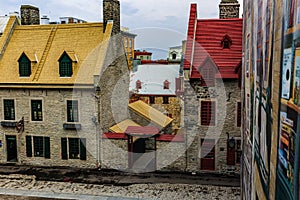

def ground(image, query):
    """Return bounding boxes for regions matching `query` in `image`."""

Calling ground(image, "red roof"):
[184,3,243,79]
[125,126,159,136]
[135,51,152,56]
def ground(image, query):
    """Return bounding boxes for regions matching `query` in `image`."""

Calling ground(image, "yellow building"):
[0,1,129,169]
[121,27,136,70]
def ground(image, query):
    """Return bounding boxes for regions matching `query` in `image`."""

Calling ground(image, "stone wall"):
[20,5,40,25]
[219,1,240,19]
[184,78,241,174]
[103,0,120,35]
[0,88,98,168]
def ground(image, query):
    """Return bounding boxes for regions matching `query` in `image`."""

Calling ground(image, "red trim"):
[102,133,127,139]
[156,134,184,142]
[215,74,239,79]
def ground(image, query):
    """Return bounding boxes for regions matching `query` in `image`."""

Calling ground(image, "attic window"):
[172,53,177,60]
[221,34,232,49]
[164,80,170,89]
[136,80,142,89]
[59,52,73,77]
[18,53,31,77]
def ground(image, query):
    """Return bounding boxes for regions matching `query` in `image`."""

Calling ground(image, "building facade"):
[242,0,300,199]
[0,1,129,169]
[183,1,242,173]
[121,27,137,70]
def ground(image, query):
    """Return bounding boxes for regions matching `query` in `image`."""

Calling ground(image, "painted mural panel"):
[276,0,300,199]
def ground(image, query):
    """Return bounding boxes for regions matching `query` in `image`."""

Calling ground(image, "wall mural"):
[276,0,300,199]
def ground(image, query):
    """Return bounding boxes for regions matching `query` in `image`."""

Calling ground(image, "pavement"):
[0,188,142,200]
[0,164,240,187]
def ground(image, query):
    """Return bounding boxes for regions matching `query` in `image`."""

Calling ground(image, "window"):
[18,53,31,77]
[3,99,15,120]
[149,96,155,104]
[129,39,132,48]
[201,67,215,87]
[59,52,73,77]
[61,138,86,160]
[67,100,79,122]
[172,53,177,60]
[31,100,43,121]
[163,96,169,104]
[136,80,142,89]
[237,102,242,127]
[26,136,50,158]
[163,80,170,89]
[201,101,216,126]
[221,34,232,49]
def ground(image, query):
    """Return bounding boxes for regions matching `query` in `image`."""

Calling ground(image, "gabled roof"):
[128,100,173,128]
[109,119,141,133]
[184,3,242,79]
[0,16,113,87]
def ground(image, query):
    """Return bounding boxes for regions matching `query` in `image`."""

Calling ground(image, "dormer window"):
[163,80,170,89]
[18,53,31,77]
[59,52,73,77]
[221,34,232,49]
[136,80,142,89]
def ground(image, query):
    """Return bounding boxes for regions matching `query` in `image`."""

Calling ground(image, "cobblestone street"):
[0,174,240,199]
[0,165,240,199]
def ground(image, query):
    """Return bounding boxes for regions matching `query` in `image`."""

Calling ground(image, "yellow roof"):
[109,119,141,133]
[128,100,173,128]
[0,16,113,87]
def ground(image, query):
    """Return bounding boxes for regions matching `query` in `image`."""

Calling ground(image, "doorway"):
[200,139,215,170]
[6,135,17,162]
[128,136,156,172]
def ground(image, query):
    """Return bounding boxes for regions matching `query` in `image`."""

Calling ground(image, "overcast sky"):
[1,0,243,59]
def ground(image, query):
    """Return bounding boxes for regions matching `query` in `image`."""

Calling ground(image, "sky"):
[1,0,243,59]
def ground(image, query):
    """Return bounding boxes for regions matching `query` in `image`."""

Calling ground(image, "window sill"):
[1,121,17,127]
[63,123,81,130]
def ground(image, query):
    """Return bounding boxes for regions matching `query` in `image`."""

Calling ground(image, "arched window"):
[221,34,232,49]
[18,53,31,77]
[59,52,73,77]
[136,80,142,89]
[163,80,170,89]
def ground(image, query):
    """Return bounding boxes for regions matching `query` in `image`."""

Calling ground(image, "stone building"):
[183,2,242,173]
[241,0,300,199]
[0,1,129,169]
[168,40,186,64]
[129,64,183,131]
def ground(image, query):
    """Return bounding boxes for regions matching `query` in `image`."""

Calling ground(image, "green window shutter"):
[26,136,32,157]
[44,137,50,159]
[80,138,86,160]
[61,138,68,160]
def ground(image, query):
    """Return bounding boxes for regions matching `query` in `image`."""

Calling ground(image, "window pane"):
[69,138,79,159]
[59,54,72,77]
[31,100,43,121]
[19,55,31,77]
[67,100,79,122]
[33,136,44,157]
[4,99,15,120]
[201,101,216,126]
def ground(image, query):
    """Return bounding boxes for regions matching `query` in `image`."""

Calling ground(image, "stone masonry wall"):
[20,5,40,25]
[184,78,241,174]
[0,88,98,168]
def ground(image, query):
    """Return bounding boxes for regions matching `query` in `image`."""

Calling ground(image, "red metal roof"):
[135,51,152,56]
[184,3,243,79]
[125,126,159,135]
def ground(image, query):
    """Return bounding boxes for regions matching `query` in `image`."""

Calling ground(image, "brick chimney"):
[20,5,40,25]
[219,0,240,19]
[103,0,120,35]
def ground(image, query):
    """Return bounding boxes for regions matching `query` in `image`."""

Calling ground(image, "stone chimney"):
[103,0,120,35]
[20,5,40,25]
[219,0,240,19]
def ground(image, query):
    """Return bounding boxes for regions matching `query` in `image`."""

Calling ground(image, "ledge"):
[1,121,16,127]
[63,123,81,130]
